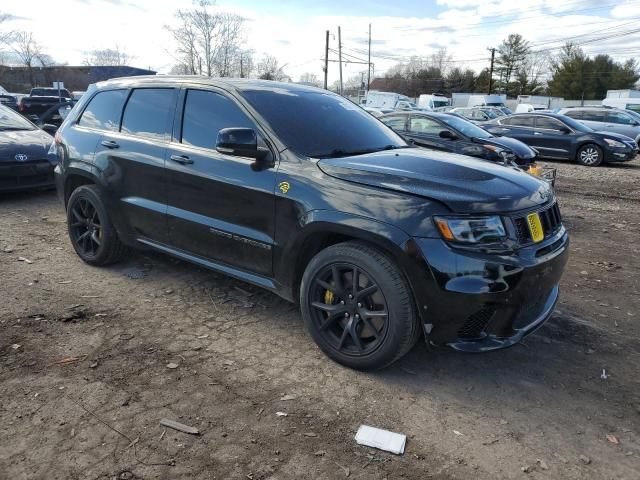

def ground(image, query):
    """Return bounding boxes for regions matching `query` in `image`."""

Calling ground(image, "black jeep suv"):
[54,77,569,370]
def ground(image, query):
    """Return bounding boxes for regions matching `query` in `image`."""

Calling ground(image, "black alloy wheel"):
[69,197,102,258]
[309,263,389,356]
[300,242,420,370]
[66,185,128,266]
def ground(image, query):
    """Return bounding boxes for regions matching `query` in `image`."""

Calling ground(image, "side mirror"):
[216,128,267,161]
[42,123,58,135]
[439,130,457,140]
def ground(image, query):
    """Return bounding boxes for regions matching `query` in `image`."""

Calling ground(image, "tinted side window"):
[581,110,606,122]
[535,117,564,130]
[381,116,406,131]
[505,116,534,127]
[409,117,443,135]
[181,90,255,150]
[606,111,635,125]
[121,88,175,140]
[78,89,128,131]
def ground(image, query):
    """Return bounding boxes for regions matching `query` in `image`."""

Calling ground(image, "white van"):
[602,97,640,114]
[417,94,450,110]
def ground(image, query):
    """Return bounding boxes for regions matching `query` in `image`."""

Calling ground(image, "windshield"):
[480,109,499,119]
[241,89,407,158]
[433,100,449,108]
[0,105,36,130]
[561,115,593,132]
[440,114,492,139]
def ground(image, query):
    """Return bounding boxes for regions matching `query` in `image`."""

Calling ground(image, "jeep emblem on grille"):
[15,153,28,161]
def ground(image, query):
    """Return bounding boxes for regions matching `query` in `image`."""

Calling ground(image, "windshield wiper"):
[313,144,409,158]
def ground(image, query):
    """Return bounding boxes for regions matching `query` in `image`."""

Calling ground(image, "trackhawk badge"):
[15,153,28,161]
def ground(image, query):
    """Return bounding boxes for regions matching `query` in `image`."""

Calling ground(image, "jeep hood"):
[317,148,552,213]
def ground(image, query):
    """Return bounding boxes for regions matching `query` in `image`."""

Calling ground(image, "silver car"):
[558,107,640,145]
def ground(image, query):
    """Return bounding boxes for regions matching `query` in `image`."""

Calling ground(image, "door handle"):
[534,132,543,135]
[170,154,194,165]
[100,140,119,149]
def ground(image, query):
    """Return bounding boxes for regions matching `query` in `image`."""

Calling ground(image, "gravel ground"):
[1,160,639,480]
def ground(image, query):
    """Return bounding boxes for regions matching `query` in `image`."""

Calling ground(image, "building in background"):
[0,65,156,93]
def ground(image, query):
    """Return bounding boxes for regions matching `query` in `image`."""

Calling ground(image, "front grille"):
[514,202,562,244]
[458,308,494,339]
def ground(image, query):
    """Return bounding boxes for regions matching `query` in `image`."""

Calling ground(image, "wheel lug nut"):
[357,303,362,308]
[348,294,353,299]
[340,300,345,305]
[355,314,359,319]
[344,312,349,318]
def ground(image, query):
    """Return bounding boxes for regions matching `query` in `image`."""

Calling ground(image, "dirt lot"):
[1,160,639,480]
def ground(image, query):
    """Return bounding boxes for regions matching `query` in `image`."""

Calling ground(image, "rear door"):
[66,89,128,169]
[165,87,278,276]
[95,87,177,243]
[532,116,573,159]
[489,116,535,144]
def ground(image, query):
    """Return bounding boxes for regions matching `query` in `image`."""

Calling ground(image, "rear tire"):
[66,185,128,266]
[576,143,603,167]
[300,241,419,370]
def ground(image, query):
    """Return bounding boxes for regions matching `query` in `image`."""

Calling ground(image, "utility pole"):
[487,47,495,94]
[324,30,329,90]
[338,26,343,95]
[367,23,371,91]
[240,53,244,78]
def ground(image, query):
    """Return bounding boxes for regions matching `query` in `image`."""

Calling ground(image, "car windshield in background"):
[561,115,593,132]
[481,109,499,119]
[241,89,407,158]
[433,101,449,108]
[0,106,35,130]
[440,114,492,139]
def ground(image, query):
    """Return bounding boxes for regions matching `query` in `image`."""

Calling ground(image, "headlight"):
[604,138,625,148]
[434,216,506,244]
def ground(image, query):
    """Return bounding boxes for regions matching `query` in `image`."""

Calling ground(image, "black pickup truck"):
[18,87,73,119]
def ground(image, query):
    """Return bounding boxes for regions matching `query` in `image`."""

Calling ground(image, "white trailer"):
[606,89,640,99]
[468,94,507,107]
[451,93,472,108]
[517,95,564,109]
[364,91,416,111]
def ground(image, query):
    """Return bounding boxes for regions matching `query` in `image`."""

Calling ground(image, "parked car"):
[55,77,568,370]
[362,106,384,117]
[450,107,500,123]
[18,87,73,119]
[0,86,18,110]
[558,106,640,145]
[486,113,638,166]
[379,111,538,171]
[0,104,58,192]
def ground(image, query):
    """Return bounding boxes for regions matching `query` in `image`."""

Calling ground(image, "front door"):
[406,115,457,152]
[532,116,573,159]
[165,88,277,276]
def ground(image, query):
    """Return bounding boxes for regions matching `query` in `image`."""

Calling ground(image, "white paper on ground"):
[355,425,406,455]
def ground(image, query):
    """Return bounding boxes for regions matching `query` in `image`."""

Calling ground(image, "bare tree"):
[7,31,44,86]
[84,46,132,66]
[257,54,288,81]
[299,72,321,86]
[166,1,246,77]
[430,47,452,75]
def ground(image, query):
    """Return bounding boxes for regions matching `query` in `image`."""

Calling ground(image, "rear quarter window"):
[78,89,128,131]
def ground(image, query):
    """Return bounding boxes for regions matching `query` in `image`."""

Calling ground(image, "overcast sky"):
[1,0,639,83]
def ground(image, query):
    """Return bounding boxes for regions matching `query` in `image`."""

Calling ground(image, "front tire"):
[300,242,419,370]
[66,185,128,266]
[576,143,603,167]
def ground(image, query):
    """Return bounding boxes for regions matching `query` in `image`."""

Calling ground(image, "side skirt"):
[137,237,282,294]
